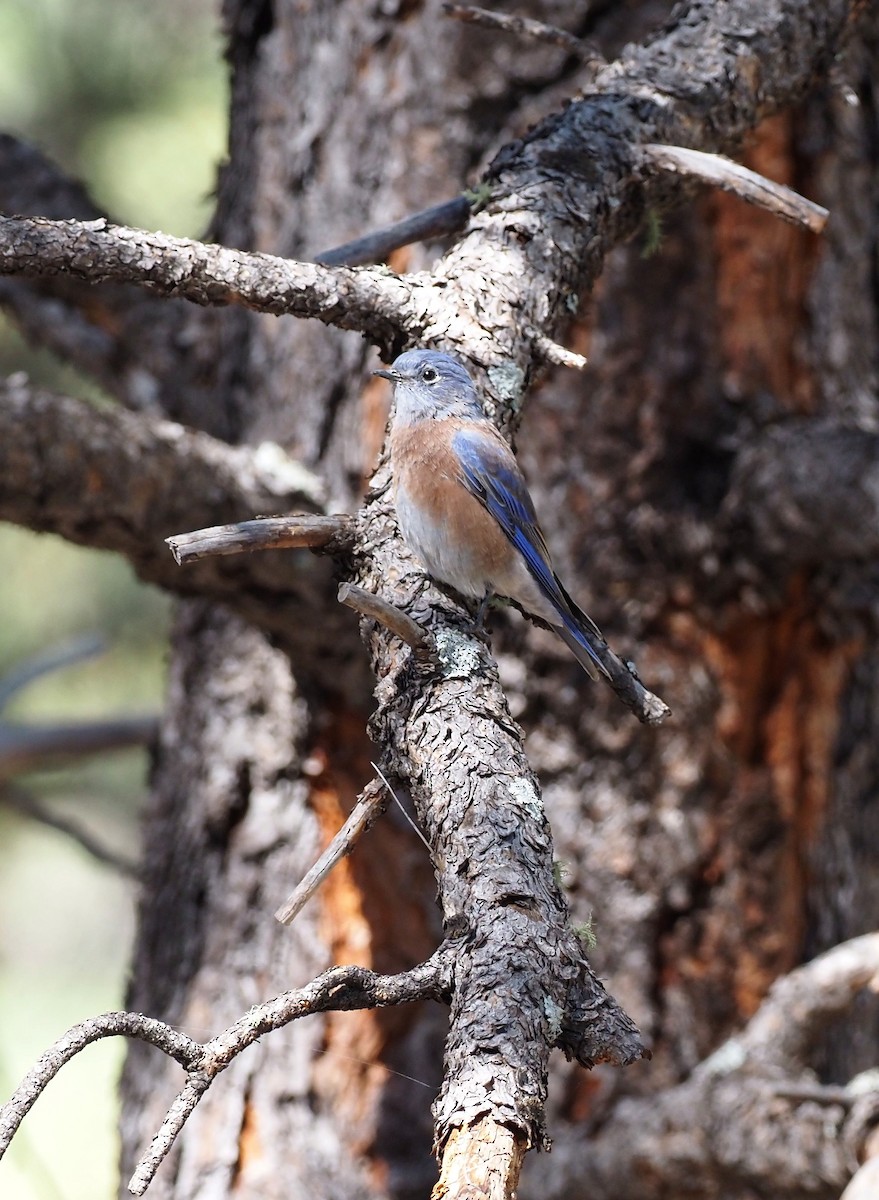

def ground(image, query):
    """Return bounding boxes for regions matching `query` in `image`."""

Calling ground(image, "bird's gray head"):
[375,349,483,425]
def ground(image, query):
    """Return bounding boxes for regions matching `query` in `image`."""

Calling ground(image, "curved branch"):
[1,784,141,877]
[737,932,879,1070]
[0,955,450,1196]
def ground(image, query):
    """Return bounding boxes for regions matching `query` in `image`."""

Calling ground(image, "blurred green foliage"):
[0,0,226,234]
[0,2,227,1196]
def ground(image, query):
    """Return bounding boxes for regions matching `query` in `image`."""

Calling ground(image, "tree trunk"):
[0,2,876,1199]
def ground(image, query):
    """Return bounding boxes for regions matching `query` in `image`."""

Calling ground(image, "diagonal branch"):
[639,143,829,233]
[356,489,648,1176]
[1,784,141,877]
[442,3,603,63]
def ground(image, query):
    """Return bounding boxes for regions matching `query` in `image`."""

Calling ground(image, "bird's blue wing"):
[451,427,603,645]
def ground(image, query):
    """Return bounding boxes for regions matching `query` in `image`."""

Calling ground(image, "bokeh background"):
[0,2,227,1195]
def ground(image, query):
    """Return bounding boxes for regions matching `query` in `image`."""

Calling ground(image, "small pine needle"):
[371,761,433,855]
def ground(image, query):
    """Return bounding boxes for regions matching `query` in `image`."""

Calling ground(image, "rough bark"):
[0,2,876,1199]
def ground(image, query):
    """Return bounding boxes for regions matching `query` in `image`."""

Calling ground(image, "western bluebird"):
[375,349,610,681]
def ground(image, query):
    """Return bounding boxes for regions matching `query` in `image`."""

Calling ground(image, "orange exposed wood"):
[233,1095,263,1183]
[688,579,856,1017]
[306,705,438,1158]
[709,112,818,413]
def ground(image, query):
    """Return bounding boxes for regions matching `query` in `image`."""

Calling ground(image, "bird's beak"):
[373,368,399,383]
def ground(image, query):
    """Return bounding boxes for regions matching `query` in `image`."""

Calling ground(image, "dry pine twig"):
[0,954,451,1197]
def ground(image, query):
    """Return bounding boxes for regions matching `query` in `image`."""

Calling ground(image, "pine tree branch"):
[0,135,207,413]
[0,955,451,1196]
[528,934,879,1200]
[0,214,422,354]
[0,377,364,680]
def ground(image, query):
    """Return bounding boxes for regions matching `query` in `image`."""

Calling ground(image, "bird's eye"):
[421,366,438,383]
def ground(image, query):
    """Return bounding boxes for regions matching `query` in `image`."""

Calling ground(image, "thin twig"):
[0,1012,201,1161]
[316,196,472,267]
[0,956,448,1195]
[274,779,389,925]
[127,1078,211,1197]
[1,784,140,878]
[0,634,106,711]
[166,514,355,565]
[771,1082,852,1105]
[127,955,449,1193]
[0,716,157,777]
[639,143,829,233]
[442,3,603,63]
[338,582,435,659]
[371,761,432,855]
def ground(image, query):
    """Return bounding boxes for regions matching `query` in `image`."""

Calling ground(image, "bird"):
[375,348,610,681]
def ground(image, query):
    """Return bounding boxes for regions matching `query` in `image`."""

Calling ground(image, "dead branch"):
[0,717,157,777]
[0,214,421,354]
[166,514,355,564]
[0,135,216,415]
[0,377,366,681]
[338,582,435,659]
[1,784,140,877]
[0,633,106,710]
[0,2,861,1196]
[532,334,588,372]
[527,933,879,1200]
[274,778,389,924]
[316,196,472,267]
[357,490,648,1168]
[0,636,150,874]
[639,143,829,233]
[0,954,450,1196]
[435,1118,527,1200]
[442,4,604,64]
[738,931,879,1069]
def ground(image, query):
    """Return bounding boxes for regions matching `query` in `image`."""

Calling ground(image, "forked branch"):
[0,955,451,1196]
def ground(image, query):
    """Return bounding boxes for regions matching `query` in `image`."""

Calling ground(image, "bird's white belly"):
[395,482,486,599]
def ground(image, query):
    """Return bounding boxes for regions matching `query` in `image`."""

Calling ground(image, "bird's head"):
[375,349,483,424]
